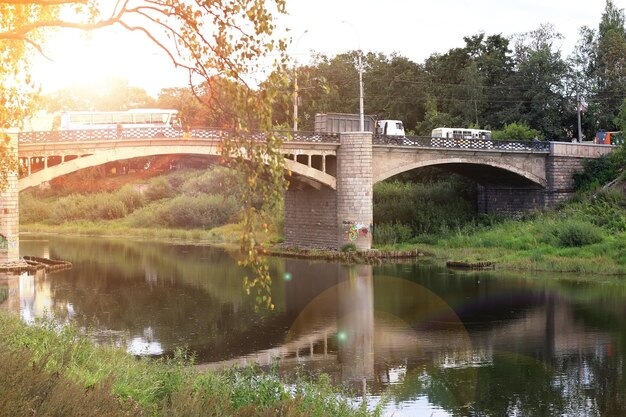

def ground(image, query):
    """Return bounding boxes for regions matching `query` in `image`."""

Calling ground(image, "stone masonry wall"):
[0,132,19,263]
[477,185,546,215]
[337,132,373,250]
[283,186,337,249]
[545,155,587,207]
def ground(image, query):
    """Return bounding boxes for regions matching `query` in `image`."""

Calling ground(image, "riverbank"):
[21,211,626,275]
[0,312,379,416]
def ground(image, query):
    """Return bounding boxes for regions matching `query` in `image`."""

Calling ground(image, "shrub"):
[114,185,145,212]
[128,195,238,229]
[181,167,234,197]
[549,220,603,247]
[491,122,544,141]
[90,194,128,220]
[19,194,52,224]
[373,179,476,235]
[373,222,413,245]
[50,194,90,224]
[573,155,619,192]
[144,177,172,201]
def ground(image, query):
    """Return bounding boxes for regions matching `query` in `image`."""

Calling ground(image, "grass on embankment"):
[375,192,626,275]
[20,220,275,248]
[0,312,380,417]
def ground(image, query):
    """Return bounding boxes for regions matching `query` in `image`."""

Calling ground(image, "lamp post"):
[293,30,309,132]
[341,21,364,132]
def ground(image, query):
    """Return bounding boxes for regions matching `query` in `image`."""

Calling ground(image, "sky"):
[31,0,626,96]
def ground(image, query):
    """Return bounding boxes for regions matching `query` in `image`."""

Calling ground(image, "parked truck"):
[314,113,405,137]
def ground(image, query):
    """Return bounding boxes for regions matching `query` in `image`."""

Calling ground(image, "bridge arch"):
[19,145,336,191]
[373,157,547,188]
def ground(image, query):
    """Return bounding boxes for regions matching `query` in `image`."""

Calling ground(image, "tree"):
[491,122,544,141]
[509,24,569,139]
[592,0,626,131]
[615,98,626,133]
[2,0,290,309]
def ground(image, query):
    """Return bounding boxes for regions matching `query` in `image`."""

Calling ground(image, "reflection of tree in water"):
[36,235,286,356]
[373,263,626,416]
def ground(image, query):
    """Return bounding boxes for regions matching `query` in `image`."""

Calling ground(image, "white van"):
[376,120,405,137]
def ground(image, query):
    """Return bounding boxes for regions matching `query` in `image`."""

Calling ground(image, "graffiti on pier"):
[343,221,372,242]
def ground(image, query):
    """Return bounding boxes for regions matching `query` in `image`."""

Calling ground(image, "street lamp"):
[293,29,309,132]
[341,21,364,132]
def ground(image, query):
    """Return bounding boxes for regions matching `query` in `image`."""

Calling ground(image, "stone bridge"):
[0,128,615,260]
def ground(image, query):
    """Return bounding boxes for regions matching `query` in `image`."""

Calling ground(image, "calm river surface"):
[5,234,626,416]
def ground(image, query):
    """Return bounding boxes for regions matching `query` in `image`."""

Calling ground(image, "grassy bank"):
[374,189,626,275]
[0,312,380,417]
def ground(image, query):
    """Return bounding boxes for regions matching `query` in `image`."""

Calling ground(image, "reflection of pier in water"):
[200,266,611,390]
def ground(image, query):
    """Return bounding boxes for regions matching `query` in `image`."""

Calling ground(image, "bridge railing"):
[17,127,343,144]
[373,135,551,152]
[18,127,550,152]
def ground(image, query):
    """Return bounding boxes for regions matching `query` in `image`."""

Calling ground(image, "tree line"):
[283,1,626,140]
[35,1,626,142]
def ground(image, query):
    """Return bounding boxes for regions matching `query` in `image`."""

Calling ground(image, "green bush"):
[90,194,128,220]
[339,243,357,252]
[573,155,619,192]
[19,194,52,224]
[491,122,544,141]
[166,195,238,229]
[373,179,476,236]
[181,167,233,197]
[128,195,238,229]
[144,177,172,201]
[50,194,90,224]
[114,185,145,212]
[373,222,413,245]
[549,220,603,247]
[49,193,129,223]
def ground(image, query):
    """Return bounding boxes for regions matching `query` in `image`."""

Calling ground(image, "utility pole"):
[293,30,308,132]
[342,21,364,132]
[577,90,582,142]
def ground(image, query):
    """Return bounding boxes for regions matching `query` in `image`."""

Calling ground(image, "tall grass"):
[0,313,381,417]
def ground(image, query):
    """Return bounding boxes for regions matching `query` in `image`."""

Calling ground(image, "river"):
[3,234,625,416]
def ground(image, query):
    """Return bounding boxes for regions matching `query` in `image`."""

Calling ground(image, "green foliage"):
[373,178,476,236]
[573,155,619,191]
[19,193,52,224]
[566,190,626,232]
[0,313,377,417]
[144,177,173,201]
[546,220,604,247]
[115,184,145,212]
[492,122,544,140]
[129,195,238,229]
[0,349,133,416]
[339,243,357,252]
[373,222,413,245]
[181,167,234,196]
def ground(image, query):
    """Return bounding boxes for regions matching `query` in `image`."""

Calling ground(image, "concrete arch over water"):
[19,144,337,191]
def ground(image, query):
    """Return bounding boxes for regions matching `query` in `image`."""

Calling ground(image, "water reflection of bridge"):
[0,254,613,393]
[198,266,611,391]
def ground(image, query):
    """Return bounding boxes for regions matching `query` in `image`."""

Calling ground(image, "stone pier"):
[283,132,373,250]
[336,132,373,250]
[0,132,19,263]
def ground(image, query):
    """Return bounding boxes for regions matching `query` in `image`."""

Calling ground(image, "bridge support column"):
[0,132,19,263]
[337,132,373,250]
